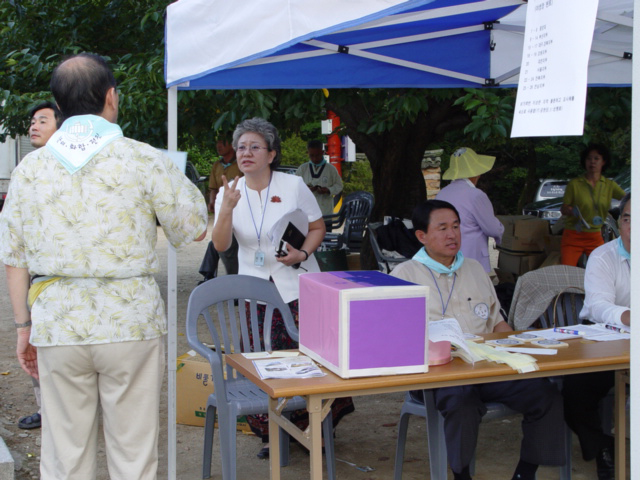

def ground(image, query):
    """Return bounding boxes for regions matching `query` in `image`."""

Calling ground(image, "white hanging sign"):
[511,0,598,138]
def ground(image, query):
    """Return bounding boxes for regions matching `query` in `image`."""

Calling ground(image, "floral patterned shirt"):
[0,137,208,346]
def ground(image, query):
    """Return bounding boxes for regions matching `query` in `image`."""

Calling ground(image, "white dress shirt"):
[579,239,630,325]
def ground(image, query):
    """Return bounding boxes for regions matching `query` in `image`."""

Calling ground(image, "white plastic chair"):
[186,275,336,480]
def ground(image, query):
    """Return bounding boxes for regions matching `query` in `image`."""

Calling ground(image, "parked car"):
[522,179,568,224]
[522,196,564,224]
[533,179,568,202]
[522,167,630,238]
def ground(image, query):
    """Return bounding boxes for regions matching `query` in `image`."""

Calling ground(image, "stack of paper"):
[469,342,539,373]
[252,355,326,380]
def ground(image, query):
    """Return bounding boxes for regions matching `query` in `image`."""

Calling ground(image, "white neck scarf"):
[412,247,464,276]
[47,115,123,174]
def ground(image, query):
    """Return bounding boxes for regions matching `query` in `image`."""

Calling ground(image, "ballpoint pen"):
[604,324,629,333]
[553,327,585,335]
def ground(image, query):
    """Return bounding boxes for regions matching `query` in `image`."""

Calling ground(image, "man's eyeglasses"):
[236,145,269,154]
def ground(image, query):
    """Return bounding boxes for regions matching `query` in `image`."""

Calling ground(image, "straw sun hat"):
[442,147,496,180]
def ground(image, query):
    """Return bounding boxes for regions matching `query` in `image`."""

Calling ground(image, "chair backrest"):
[368,222,388,271]
[508,265,585,330]
[537,291,585,328]
[185,275,298,403]
[341,191,374,251]
[368,221,410,273]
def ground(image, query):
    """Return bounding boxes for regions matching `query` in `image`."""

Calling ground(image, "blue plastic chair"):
[185,275,336,480]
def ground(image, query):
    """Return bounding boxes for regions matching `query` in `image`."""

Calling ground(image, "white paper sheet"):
[430,318,481,363]
[511,0,599,137]
[266,208,309,250]
[495,347,558,355]
[252,355,326,380]
[535,326,630,342]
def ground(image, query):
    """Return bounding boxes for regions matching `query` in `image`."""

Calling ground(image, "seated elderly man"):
[562,192,630,480]
[392,199,565,480]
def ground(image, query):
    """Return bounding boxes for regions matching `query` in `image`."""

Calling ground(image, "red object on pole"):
[326,110,343,176]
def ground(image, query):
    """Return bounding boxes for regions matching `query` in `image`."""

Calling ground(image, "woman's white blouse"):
[215,171,322,303]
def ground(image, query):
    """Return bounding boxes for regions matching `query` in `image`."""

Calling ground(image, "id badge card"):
[254,249,265,267]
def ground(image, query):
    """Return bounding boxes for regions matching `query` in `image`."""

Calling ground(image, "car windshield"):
[539,181,567,198]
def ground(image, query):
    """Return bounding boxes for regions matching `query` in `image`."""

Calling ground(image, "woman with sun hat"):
[436,147,504,273]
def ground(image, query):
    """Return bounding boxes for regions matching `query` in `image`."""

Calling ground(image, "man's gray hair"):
[619,192,631,215]
[232,117,281,170]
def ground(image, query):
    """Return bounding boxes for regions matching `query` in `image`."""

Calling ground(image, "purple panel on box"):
[349,297,426,369]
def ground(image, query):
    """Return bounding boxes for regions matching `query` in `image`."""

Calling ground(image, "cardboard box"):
[497,250,546,276]
[299,271,429,378]
[176,351,252,432]
[497,215,549,253]
[346,253,361,271]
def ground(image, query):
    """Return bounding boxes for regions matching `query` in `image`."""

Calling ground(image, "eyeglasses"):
[236,144,269,154]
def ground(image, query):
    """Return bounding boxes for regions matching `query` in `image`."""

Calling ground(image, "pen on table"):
[604,324,628,333]
[553,327,585,335]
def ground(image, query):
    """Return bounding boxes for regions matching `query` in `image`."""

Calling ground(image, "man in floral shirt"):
[0,53,207,479]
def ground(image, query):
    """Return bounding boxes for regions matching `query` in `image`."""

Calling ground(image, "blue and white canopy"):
[163,3,637,478]
[165,0,633,90]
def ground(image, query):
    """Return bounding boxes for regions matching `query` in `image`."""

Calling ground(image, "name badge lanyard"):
[587,181,604,227]
[245,176,272,267]
[426,267,457,319]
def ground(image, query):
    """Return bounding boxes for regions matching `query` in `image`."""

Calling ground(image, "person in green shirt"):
[560,144,626,266]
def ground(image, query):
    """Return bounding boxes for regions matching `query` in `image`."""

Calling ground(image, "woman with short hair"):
[212,117,354,457]
[560,144,626,266]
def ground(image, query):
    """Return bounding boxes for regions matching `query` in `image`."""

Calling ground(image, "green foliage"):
[0,0,169,144]
[179,135,216,178]
[341,159,373,196]
[453,88,514,144]
[281,135,308,167]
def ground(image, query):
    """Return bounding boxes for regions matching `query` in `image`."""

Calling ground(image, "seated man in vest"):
[562,192,631,480]
[392,199,565,480]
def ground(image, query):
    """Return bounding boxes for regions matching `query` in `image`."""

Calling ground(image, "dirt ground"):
[0,219,627,479]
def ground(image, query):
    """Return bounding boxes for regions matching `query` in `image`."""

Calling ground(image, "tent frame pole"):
[629,4,639,475]
[167,85,179,480]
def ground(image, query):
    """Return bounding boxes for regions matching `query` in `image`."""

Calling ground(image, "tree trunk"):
[328,96,468,268]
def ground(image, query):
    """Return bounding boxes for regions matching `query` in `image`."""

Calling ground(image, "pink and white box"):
[299,271,429,378]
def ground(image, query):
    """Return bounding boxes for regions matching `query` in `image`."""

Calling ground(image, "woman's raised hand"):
[220,175,241,212]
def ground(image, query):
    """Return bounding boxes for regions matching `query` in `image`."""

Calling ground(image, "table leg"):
[614,370,626,480]
[269,397,281,480]
[307,396,324,480]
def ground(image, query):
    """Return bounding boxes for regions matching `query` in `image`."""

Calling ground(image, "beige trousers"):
[38,337,165,480]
